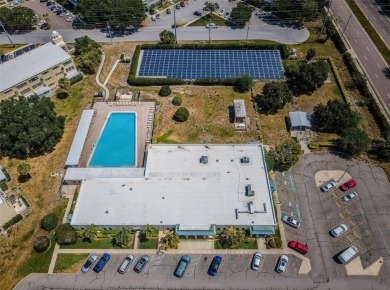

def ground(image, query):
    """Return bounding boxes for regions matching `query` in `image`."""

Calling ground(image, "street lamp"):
[173,1,177,44]
[107,23,113,42]
[337,165,354,183]
[246,24,251,43]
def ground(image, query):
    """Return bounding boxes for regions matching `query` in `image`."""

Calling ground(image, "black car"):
[40,0,48,2]
[175,3,180,9]
[194,11,202,16]
[46,1,52,6]
[56,9,65,15]
[134,255,149,273]
[166,8,171,14]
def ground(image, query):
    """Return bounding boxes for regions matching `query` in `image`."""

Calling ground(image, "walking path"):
[103,59,120,88]
[95,49,109,100]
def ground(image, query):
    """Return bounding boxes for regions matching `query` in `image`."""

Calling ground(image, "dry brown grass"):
[0,76,96,290]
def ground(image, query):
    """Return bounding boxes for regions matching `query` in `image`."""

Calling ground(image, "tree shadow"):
[17,174,31,183]
[228,105,235,123]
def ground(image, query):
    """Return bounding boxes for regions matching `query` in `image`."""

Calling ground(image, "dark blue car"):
[207,256,222,276]
[93,253,110,273]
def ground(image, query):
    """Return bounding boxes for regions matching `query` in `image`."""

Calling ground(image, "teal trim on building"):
[269,179,276,192]
[175,224,217,236]
[250,226,275,236]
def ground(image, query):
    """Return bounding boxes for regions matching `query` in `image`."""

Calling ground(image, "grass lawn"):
[139,237,158,249]
[54,254,89,273]
[214,238,258,249]
[60,238,121,249]
[189,13,228,27]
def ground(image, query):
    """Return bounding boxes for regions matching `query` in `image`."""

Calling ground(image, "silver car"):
[282,215,301,228]
[342,191,358,202]
[320,181,337,192]
[251,252,262,270]
[81,254,98,273]
[330,224,348,237]
[276,255,289,274]
[118,255,134,274]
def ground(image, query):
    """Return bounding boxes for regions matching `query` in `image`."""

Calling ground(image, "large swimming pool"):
[89,112,136,167]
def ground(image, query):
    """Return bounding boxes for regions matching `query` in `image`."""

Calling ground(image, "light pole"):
[107,23,113,42]
[246,23,251,43]
[208,16,211,43]
[337,165,354,183]
[173,2,177,44]
[341,13,352,40]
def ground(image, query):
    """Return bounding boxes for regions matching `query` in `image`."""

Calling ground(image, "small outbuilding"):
[234,99,247,130]
[289,111,311,131]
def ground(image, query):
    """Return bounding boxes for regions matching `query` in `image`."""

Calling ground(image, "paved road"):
[355,0,390,48]
[330,0,390,113]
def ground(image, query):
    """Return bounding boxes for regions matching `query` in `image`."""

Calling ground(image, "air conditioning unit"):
[200,156,208,164]
[246,184,255,196]
[241,156,250,164]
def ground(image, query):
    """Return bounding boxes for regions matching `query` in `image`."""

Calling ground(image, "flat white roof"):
[65,110,94,167]
[0,43,72,92]
[71,144,276,228]
[234,100,246,118]
[64,167,145,181]
[0,170,6,182]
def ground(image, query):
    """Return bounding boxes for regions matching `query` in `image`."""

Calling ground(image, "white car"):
[218,9,225,16]
[206,23,218,29]
[151,15,156,21]
[276,255,289,274]
[225,12,230,19]
[66,16,74,22]
[38,20,46,26]
[320,181,337,192]
[330,224,348,237]
[282,215,300,228]
[81,254,98,273]
[251,252,262,271]
[342,191,358,202]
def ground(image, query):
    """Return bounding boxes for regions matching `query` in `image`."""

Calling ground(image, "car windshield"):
[84,260,92,267]
[280,261,286,266]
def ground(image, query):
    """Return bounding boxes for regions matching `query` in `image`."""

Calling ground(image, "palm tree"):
[113,227,131,248]
[83,224,99,242]
[204,1,219,14]
[17,162,31,177]
[141,224,158,239]
[218,226,245,248]
[162,231,180,250]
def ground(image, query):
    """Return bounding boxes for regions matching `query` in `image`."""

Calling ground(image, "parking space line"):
[335,201,341,208]
[339,212,344,219]
[347,236,353,242]
[185,255,201,276]
[359,244,375,255]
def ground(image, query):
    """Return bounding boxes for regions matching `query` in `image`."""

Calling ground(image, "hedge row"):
[330,22,347,54]
[20,195,30,208]
[318,56,350,105]
[70,74,84,85]
[3,214,23,230]
[342,52,390,133]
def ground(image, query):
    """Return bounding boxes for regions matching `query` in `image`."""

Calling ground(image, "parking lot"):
[277,152,390,282]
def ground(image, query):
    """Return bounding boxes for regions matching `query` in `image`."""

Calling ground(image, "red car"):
[340,179,356,191]
[288,240,309,254]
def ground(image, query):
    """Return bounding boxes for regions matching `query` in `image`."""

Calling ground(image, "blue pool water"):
[89,112,136,167]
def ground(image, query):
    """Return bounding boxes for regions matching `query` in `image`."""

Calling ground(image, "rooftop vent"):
[241,156,250,164]
[248,202,255,214]
[200,156,209,164]
[246,184,255,196]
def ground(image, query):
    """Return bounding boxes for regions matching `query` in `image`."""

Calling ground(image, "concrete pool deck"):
[79,101,155,168]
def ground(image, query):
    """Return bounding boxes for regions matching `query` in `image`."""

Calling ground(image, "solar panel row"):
[138,49,285,80]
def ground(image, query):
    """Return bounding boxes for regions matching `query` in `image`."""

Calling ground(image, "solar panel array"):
[138,49,284,80]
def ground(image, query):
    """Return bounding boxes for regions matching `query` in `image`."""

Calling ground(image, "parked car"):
[288,240,309,254]
[330,224,348,237]
[337,246,358,264]
[166,8,171,14]
[194,11,202,16]
[176,3,181,9]
[218,9,225,16]
[208,256,222,276]
[251,252,262,270]
[225,12,230,18]
[93,253,110,273]
[171,24,180,28]
[134,255,149,273]
[174,255,191,278]
[282,215,301,228]
[320,181,337,192]
[206,23,218,29]
[276,255,289,274]
[151,15,156,21]
[46,1,53,6]
[40,0,48,2]
[81,254,98,273]
[342,191,358,201]
[118,255,134,274]
[203,6,210,11]
[66,16,74,22]
[180,1,185,7]
[340,180,356,191]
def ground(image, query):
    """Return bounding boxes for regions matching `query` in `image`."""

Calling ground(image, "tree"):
[325,21,337,41]
[254,81,293,114]
[271,0,321,22]
[159,85,172,96]
[40,213,58,231]
[77,0,146,29]
[230,5,252,27]
[56,224,78,245]
[0,7,36,31]
[173,107,189,122]
[285,60,329,95]
[274,138,302,170]
[265,151,276,171]
[172,96,182,106]
[0,95,65,158]
[339,127,370,156]
[141,224,158,239]
[83,224,99,242]
[218,226,245,248]
[58,78,71,91]
[74,36,101,56]
[34,236,51,253]
[113,227,131,248]
[312,100,361,134]
[204,1,219,14]
[159,30,175,44]
[306,48,316,61]
[78,49,102,74]
[161,231,180,250]
[235,75,254,93]
[17,162,31,177]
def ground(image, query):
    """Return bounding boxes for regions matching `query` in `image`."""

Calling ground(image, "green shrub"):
[40,213,58,231]
[173,107,189,122]
[172,96,182,106]
[331,29,347,54]
[308,142,319,149]
[56,224,78,245]
[34,235,51,253]
[20,195,30,208]
[56,90,69,99]
[235,75,254,92]
[159,85,172,97]
[3,214,23,230]
[69,74,84,85]
[0,182,8,191]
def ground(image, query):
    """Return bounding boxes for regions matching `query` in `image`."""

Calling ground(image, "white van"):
[338,246,358,264]
[118,255,134,274]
